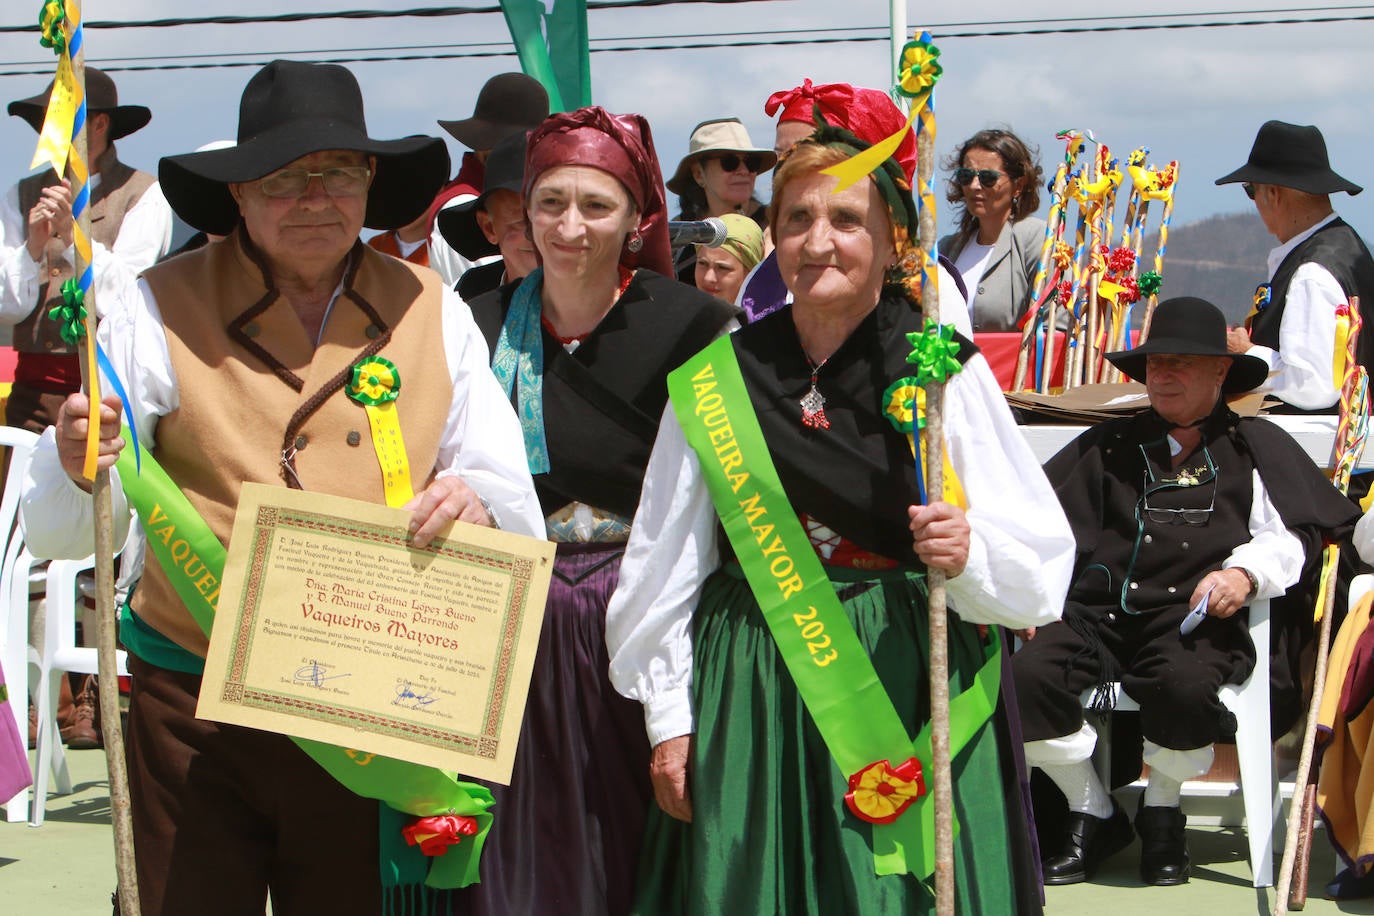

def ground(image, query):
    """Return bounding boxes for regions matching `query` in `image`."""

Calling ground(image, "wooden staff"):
[913,66,955,916]
[64,3,140,911]
[1273,298,1366,914]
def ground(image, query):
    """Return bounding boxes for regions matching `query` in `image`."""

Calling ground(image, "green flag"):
[499,0,591,112]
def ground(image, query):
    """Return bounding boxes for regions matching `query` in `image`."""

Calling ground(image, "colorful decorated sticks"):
[1013,133,1178,392]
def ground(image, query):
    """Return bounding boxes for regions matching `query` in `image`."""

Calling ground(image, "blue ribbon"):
[490,268,551,475]
[96,341,139,474]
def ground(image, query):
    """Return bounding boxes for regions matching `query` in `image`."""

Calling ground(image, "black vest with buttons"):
[1252,217,1374,383]
[1049,409,1255,616]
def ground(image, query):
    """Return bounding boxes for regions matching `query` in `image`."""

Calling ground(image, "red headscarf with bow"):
[764,79,918,185]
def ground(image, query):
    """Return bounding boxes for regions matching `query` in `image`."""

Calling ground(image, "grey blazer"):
[939,216,1047,332]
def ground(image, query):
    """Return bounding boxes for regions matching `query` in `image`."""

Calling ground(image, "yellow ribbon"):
[30,48,79,174]
[347,358,413,508]
[1334,306,1351,394]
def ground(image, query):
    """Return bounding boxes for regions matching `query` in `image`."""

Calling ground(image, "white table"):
[1018,414,1367,469]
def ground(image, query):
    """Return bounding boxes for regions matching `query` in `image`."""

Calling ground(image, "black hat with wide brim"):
[1105,296,1270,393]
[1215,120,1362,196]
[8,67,150,140]
[436,130,529,260]
[158,60,450,235]
[438,73,549,151]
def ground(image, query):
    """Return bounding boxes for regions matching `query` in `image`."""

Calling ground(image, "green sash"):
[114,430,493,890]
[666,337,1001,879]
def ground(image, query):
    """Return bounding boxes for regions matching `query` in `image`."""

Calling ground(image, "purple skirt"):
[444,541,652,916]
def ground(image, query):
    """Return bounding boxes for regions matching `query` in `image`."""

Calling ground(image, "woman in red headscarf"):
[444,107,737,916]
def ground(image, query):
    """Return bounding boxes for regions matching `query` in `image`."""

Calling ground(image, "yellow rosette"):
[347,357,413,508]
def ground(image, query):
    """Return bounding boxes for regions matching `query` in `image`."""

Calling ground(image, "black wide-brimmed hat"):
[1105,296,1270,393]
[1215,120,1362,196]
[438,73,549,151]
[437,130,528,260]
[158,60,450,235]
[8,67,151,140]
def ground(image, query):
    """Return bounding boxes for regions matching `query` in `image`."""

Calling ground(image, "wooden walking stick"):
[1273,298,1367,914]
[33,2,140,911]
[908,34,956,916]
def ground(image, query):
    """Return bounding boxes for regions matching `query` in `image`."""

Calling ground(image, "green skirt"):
[634,565,1018,916]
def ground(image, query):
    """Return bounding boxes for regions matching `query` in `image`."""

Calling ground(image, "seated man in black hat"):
[19,59,544,913]
[1216,120,1374,413]
[436,130,538,301]
[1013,297,1358,887]
[0,66,172,436]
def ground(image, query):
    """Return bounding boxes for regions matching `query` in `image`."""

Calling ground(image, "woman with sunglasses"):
[939,128,1045,332]
[666,118,776,285]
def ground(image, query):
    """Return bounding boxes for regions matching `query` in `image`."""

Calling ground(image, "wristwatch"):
[1238,567,1259,597]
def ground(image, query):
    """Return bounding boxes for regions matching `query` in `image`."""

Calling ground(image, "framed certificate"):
[197,483,555,784]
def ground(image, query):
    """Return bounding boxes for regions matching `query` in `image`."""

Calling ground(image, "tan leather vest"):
[133,229,452,655]
[15,146,156,354]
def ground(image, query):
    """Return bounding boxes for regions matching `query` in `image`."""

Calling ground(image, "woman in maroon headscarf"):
[444,108,737,916]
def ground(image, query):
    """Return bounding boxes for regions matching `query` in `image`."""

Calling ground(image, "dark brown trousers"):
[125,655,381,915]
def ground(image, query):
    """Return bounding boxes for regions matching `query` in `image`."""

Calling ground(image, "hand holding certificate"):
[198,483,555,784]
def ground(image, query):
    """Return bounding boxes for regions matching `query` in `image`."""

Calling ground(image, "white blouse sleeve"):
[433,287,544,539]
[605,401,720,746]
[20,277,176,559]
[942,352,1076,628]
[1222,469,1305,600]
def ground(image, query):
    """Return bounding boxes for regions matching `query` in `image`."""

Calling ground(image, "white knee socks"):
[1142,741,1214,808]
[1026,724,1113,819]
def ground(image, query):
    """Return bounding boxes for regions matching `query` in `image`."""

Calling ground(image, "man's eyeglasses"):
[1138,444,1218,526]
[1243,182,1257,200]
[259,166,372,199]
[954,167,1003,188]
[712,153,767,174]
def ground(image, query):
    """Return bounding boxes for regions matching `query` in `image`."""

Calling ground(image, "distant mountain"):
[1140,211,1272,325]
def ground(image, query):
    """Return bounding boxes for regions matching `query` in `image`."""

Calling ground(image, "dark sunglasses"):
[954,167,1003,188]
[1242,182,1257,200]
[712,153,767,174]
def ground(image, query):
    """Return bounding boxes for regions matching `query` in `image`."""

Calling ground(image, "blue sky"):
[2,0,1371,244]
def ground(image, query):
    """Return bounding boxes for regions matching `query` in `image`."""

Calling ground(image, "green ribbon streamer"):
[113,430,495,889]
[666,337,1000,878]
[38,0,66,55]
[47,278,86,345]
[905,320,963,386]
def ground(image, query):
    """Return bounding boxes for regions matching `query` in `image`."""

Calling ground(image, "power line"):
[0,0,762,34]
[0,9,1371,77]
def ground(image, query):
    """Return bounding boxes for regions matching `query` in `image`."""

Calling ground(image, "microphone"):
[668,218,729,249]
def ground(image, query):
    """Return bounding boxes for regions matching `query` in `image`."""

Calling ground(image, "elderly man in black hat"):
[436,129,537,300]
[1012,297,1358,887]
[19,60,543,914]
[1216,120,1374,413]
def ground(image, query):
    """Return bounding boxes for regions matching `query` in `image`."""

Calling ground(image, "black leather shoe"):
[1136,803,1191,886]
[1042,803,1133,885]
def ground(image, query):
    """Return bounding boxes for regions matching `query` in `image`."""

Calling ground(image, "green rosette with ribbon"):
[38,0,66,55]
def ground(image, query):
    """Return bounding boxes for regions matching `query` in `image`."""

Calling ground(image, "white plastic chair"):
[1083,598,1277,887]
[29,554,128,826]
[0,427,40,823]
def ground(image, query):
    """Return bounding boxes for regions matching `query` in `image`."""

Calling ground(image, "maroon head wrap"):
[764,79,917,185]
[523,106,672,276]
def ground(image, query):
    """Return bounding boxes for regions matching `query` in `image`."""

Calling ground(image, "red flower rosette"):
[845,756,926,824]
[402,814,480,856]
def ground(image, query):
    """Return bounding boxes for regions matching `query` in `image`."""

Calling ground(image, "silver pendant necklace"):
[800,353,831,429]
